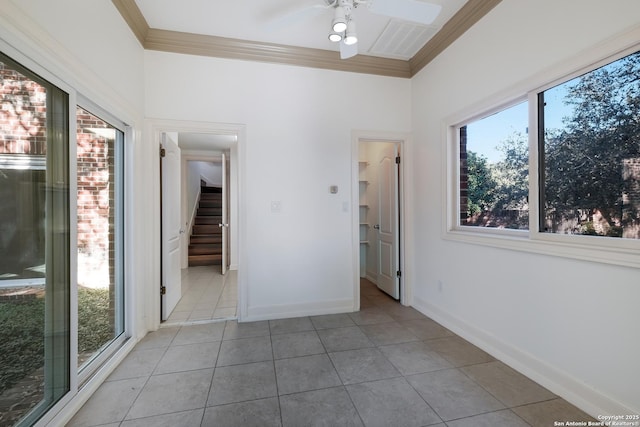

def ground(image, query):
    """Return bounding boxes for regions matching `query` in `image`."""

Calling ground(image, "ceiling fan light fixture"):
[344,20,357,45]
[328,32,343,42]
[332,6,347,33]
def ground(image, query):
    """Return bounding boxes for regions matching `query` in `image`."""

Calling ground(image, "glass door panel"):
[0,54,70,426]
[76,107,124,373]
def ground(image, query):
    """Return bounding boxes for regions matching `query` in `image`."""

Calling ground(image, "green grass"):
[78,287,114,355]
[0,287,114,394]
[0,298,45,393]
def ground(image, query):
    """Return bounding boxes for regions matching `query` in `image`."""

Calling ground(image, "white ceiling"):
[135,0,468,60]
[178,133,237,152]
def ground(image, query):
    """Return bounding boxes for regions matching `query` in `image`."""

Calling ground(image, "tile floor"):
[165,266,237,324]
[68,279,595,427]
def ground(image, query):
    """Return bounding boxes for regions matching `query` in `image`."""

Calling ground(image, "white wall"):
[145,51,412,320]
[411,0,640,417]
[186,161,222,217]
[196,161,223,187]
[6,0,144,117]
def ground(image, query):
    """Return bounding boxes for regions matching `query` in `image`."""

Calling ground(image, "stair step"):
[195,216,222,225]
[200,194,222,201]
[188,244,222,255]
[190,235,222,244]
[188,254,222,266]
[199,200,223,208]
[193,224,222,235]
[197,207,222,216]
[201,186,223,194]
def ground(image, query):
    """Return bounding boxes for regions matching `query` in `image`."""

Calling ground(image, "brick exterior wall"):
[0,63,47,155]
[623,158,640,239]
[1,61,115,289]
[76,107,115,290]
[459,126,469,225]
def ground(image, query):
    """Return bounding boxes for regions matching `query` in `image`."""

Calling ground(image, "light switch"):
[270,201,282,213]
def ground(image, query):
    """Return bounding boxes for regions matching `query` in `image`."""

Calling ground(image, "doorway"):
[355,134,407,311]
[156,123,243,326]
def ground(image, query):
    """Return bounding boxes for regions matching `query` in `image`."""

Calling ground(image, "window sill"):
[444,228,640,270]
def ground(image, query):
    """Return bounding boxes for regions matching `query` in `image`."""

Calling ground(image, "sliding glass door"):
[0,53,70,426]
[0,52,127,426]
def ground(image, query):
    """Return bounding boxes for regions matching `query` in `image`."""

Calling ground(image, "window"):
[539,50,640,239]
[458,101,529,230]
[448,43,640,267]
[76,106,125,376]
[0,53,70,426]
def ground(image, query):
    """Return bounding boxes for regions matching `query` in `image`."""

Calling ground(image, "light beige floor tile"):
[512,398,595,426]
[154,341,220,374]
[67,377,147,426]
[173,322,225,345]
[107,348,165,381]
[461,361,556,407]
[120,409,204,427]
[125,369,213,420]
[222,320,269,339]
[407,368,504,421]
[135,327,179,350]
[426,336,494,367]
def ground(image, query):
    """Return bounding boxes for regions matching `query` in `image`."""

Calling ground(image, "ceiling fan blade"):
[340,41,358,59]
[264,3,330,32]
[367,0,442,25]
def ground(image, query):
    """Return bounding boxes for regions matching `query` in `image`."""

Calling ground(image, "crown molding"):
[112,0,501,78]
[145,28,411,78]
[409,0,503,74]
[111,0,149,45]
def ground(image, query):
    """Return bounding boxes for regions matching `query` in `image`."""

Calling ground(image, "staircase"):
[188,186,223,266]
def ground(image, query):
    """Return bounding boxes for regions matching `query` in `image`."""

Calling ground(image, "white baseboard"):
[412,296,637,418]
[244,298,354,322]
[365,273,378,285]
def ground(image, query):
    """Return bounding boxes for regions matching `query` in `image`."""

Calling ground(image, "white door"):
[161,134,182,320]
[219,152,228,274]
[375,144,400,299]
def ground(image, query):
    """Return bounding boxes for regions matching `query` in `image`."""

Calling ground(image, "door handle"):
[373,224,380,230]
[218,223,229,228]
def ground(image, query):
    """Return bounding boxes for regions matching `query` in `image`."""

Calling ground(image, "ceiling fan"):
[272,0,442,59]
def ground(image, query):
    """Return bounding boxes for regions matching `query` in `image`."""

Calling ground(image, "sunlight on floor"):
[164,266,237,325]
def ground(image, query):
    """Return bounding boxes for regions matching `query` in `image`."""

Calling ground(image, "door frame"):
[146,118,247,331]
[180,154,223,270]
[351,130,413,310]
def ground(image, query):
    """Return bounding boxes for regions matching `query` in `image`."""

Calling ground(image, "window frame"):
[445,39,640,270]
[0,49,74,427]
[75,98,128,386]
[453,97,530,234]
